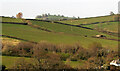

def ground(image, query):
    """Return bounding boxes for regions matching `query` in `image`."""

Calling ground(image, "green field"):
[0,17,25,23]
[83,22,118,33]
[1,16,119,69]
[30,20,103,36]
[2,56,84,68]
[58,15,116,25]
[64,61,84,68]
[30,20,117,39]
[2,56,32,68]
[2,23,118,50]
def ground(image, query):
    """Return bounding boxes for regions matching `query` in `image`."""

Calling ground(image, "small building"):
[110,59,120,66]
[110,59,120,70]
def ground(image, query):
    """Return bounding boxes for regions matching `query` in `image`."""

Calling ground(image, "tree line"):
[2,41,118,70]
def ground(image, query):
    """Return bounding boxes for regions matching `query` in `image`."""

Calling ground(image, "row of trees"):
[35,13,79,21]
[2,41,118,69]
[36,13,65,18]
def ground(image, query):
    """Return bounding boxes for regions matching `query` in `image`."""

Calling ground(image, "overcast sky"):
[0,0,119,19]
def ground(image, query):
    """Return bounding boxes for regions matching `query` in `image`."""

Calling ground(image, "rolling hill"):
[1,15,119,69]
[1,16,118,49]
[58,15,116,25]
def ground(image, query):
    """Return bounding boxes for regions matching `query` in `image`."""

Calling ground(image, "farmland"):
[2,23,118,49]
[2,56,85,69]
[58,15,116,25]
[30,20,117,38]
[83,22,118,33]
[0,17,25,23]
[1,15,119,69]
[1,16,119,48]
[2,56,32,68]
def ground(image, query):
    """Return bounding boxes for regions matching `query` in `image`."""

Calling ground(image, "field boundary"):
[26,19,119,38]
[0,22,28,25]
[1,35,37,44]
[26,19,94,30]
[92,36,119,41]
[28,24,52,32]
[80,21,117,25]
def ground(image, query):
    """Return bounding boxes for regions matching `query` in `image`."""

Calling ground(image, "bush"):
[2,42,34,57]
[70,57,78,61]
[59,53,70,61]
[88,42,103,57]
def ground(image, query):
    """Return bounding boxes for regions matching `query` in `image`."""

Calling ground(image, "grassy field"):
[64,61,85,68]
[30,20,102,36]
[30,20,117,39]
[2,56,32,68]
[0,17,25,23]
[2,56,84,69]
[58,15,116,25]
[2,23,118,50]
[1,16,119,69]
[83,22,118,33]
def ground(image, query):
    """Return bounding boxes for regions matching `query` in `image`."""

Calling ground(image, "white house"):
[110,59,120,66]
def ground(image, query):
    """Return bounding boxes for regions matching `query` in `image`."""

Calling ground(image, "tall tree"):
[16,12,23,18]
[110,11,114,15]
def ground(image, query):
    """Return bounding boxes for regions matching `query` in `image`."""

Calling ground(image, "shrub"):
[59,53,70,61]
[12,58,35,70]
[88,42,103,57]
[2,42,34,57]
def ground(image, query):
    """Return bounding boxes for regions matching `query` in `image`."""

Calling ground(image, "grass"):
[30,20,117,39]
[2,23,118,50]
[58,15,116,25]
[1,16,119,69]
[2,56,32,68]
[2,56,84,69]
[64,61,84,68]
[0,17,25,23]
[2,55,84,68]
[83,22,118,33]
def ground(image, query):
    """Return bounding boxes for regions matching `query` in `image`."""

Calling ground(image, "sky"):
[0,0,119,19]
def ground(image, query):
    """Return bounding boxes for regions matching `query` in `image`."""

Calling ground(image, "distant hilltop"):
[35,13,77,21]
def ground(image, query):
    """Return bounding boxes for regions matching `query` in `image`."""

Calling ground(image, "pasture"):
[58,15,116,25]
[0,17,25,23]
[1,16,119,69]
[83,22,118,33]
[2,23,118,50]
[30,20,118,39]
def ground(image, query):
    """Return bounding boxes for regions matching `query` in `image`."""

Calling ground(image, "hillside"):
[1,16,118,50]
[0,16,25,23]
[1,16,119,69]
[58,15,117,25]
[83,22,118,33]
[29,20,117,39]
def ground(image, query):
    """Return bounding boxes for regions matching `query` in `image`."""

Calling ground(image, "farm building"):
[110,59,120,66]
[110,59,120,70]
